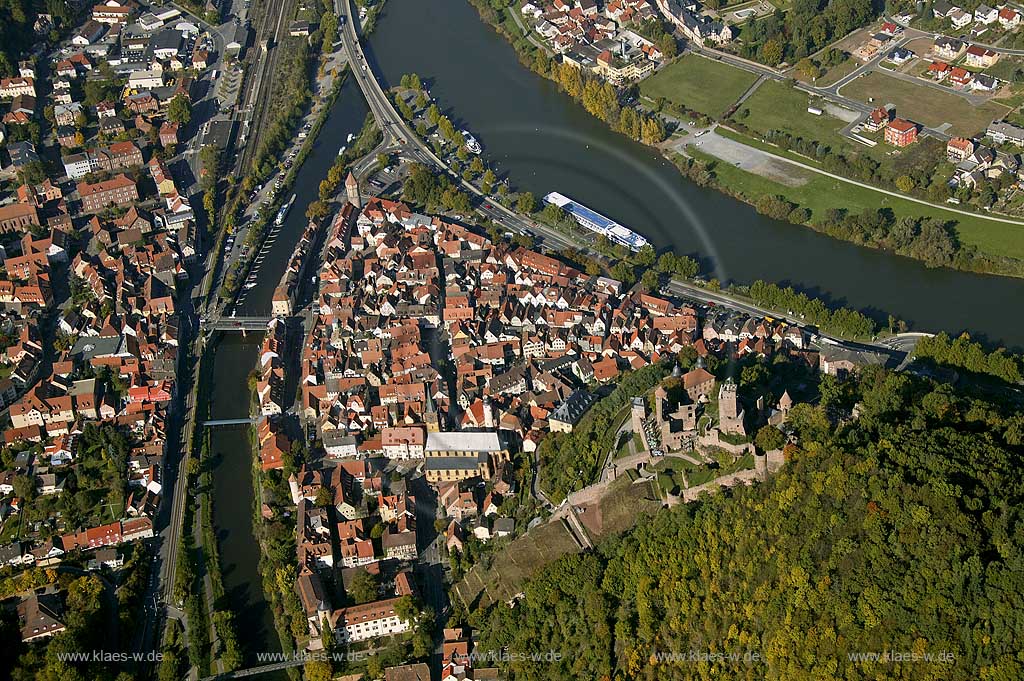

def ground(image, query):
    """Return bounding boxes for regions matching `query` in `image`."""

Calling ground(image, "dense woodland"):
[470,367,1024,679]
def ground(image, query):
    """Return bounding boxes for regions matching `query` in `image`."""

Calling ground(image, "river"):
[364,0,1024,348]
[207,76,368,663]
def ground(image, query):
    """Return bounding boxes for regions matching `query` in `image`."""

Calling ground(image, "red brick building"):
[77,173,139,213]
[884,118,918,147]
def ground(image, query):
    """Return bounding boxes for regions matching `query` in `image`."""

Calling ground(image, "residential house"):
[999,7,1021,28]
[863,106,891,132]
[975,4,997,23]
[949,66,974,88]
[0,203,40,233]
[885,118,918,147]
[78,174,139,213]
[158,121,178,147]
[888,47,913,64]
[971,73,999,91]
[933,37,964,60]
[987,120,1024,145]
[0,77,36,99]
[330,597,411,643]
[93,0,135,24]
[950,9,972,28]
[381,426,425,460]
[17,591,66,642]
[965,44,998,67]
[73,20,106,45]
[928,60,952,80]
[932,0,957,18]
[947,136,975,161]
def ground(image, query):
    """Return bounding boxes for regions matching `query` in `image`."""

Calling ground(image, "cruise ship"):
[275,194,296,226]
[543,192,649,252]
[462,131,482,154]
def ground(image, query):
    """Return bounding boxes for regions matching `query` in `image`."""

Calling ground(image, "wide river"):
[365,0,1024,349]
[212,0,1024,662]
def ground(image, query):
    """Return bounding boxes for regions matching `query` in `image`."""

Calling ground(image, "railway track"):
[235,0,292,176]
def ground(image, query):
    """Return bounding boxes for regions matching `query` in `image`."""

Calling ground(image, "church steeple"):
[424,387,440,433]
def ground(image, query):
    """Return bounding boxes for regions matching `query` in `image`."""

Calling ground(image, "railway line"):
[235,0,293,176]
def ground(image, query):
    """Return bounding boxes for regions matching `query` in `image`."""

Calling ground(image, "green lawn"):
[641,54,759,118]
[840,71,1011,136]
[688,145,1024,261]
[805,58,860,87]
[738,79,860,152]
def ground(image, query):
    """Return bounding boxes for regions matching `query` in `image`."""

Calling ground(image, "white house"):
[975,4,998,23]
[331,597,411,643]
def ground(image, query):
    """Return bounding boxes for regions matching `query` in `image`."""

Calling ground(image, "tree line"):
[746,279,876,339]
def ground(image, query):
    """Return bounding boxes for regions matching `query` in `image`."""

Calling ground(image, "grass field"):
[840,71,1011,136]
[740,80,854,145]
[592,477,661,538]
[688,145,1024,261]
[641,54,759,118]
[454,519,581,608]
[799,57,860,87]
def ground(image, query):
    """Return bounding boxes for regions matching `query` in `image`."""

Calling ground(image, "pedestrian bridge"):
[203,417,256,427]
[196,656,307,680]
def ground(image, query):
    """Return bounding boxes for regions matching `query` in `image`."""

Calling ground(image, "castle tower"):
[654,385,667,424]
[718,379,747,436]
[345,171,361,208]
[719,379,739,420]
[630,396,647,437]
[778,390,793,421]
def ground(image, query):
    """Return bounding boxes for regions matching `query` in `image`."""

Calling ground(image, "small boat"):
[462,131,481,154]
[338,145,347,156]
[244,282,257,290]
[346,133,355,143]
[275,194,296,226]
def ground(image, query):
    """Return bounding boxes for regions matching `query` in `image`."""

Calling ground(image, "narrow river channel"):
[207,76,368,662]
[365,0,1024,348]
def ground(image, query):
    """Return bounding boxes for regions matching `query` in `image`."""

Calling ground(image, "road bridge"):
[201,316,275,331]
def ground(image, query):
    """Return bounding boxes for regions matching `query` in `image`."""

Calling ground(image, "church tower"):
[424,389,440,433]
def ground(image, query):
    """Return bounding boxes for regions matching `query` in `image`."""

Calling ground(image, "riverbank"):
[461,1,1024,280]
